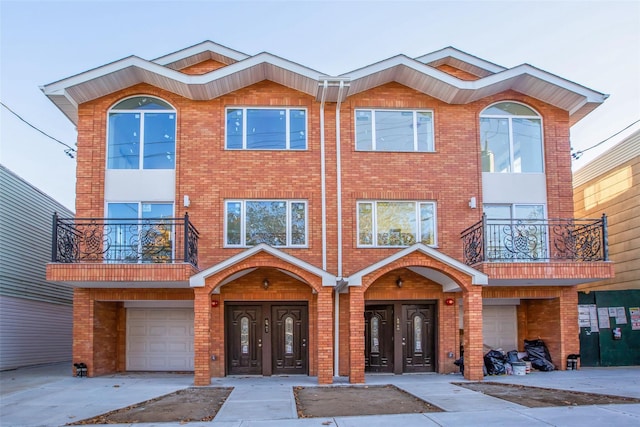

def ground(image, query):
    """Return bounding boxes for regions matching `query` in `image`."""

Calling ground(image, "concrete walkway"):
[1,363,639,426]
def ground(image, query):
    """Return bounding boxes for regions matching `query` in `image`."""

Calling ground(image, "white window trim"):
[355,109,435,152]
[224,200,309,248]
[480,101,544,174]
[225,107,308,150]
[357,200,437,248]
[106,96,176,170]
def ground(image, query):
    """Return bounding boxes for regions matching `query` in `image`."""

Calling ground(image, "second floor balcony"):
[460,214,613,286]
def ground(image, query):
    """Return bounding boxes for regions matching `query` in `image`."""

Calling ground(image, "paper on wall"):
[597,307,611,329]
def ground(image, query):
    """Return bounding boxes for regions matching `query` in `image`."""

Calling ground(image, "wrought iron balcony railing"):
[460,214,608,265]
[51,213,199,266]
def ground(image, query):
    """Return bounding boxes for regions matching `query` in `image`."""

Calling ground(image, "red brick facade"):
[46,42,613,385]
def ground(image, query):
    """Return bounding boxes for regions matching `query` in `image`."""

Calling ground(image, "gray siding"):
[0,165,73,304]
[0,295,72,370]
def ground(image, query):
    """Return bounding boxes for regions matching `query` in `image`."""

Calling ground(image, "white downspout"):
[320,80,328,271]
[334,81,345,377]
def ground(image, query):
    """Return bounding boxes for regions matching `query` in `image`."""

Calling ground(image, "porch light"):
[396,277,403,288]
[263,278,270,290]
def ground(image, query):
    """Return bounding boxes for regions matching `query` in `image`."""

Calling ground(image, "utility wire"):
[1,101,76,158]
[572,119,640,160]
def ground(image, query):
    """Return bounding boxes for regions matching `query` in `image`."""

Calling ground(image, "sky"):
[1,0,639,211]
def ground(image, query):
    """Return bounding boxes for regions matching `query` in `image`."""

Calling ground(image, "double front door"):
[365,303,436,373]
[226,303,308,376]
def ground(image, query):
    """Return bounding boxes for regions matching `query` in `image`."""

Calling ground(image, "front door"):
[364,302,436,374]
[402,304,435,373]
[364,305,394,373]
[226,303,308,376]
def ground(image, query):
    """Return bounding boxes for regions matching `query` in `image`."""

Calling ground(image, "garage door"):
[483,305,518,352]
[126,308,194,371]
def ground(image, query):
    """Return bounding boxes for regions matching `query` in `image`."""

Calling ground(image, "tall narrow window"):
[371,316,380,353]
[285,316,294,354]
[414,315,423,353]
[108,97,176,170]
[240,317,249,354]
[480,102,542,173]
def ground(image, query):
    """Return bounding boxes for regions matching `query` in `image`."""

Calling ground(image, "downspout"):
[320,80,328,271]
[334,80,345,377]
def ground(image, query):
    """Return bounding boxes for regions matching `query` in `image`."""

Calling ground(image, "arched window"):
[108,96,176,170]
[480,102,543,173]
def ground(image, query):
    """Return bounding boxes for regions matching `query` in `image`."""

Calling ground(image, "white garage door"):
[126,308,194,371]
[483,305,518,352]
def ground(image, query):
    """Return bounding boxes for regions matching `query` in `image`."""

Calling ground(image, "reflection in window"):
[414,315,422,353]
[371,316,380,353]
[226,108,307,150]
[480,102,542,173]
[240,317,249,354]
[285,316,294,354]
[108,97,175,170]
[358,201,436,247]
[355,109,434,152]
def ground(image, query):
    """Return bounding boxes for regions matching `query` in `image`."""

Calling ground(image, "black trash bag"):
[484,349,507,375]
[507,350,520,364]
[453,356,464,374]
[524,339,555,371]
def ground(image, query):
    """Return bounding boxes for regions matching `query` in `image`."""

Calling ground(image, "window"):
[226,108,307,150]
[106,202,174,262]
[483,204,547,260]
[355,109,434,152]
[480,102,543,173]
[357,201,436,247]
[225,200,307,247]
[107,96,176,170]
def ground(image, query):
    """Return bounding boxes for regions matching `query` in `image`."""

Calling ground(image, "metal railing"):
[461,214,608,265]
[51,213,199,266]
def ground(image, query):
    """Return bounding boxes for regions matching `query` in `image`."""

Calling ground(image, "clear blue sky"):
[1,0,639,210]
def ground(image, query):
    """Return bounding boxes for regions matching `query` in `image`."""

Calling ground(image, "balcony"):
[47,214,199,288]
[460,214,613,286]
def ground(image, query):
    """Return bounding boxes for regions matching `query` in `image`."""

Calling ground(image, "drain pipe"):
[334,80,346,378]
[320,80,328,271]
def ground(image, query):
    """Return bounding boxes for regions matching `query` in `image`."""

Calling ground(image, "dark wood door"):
[271,305,308,374]
[402,304,435,372]
[364,305,394,373]
[226,305,263,375]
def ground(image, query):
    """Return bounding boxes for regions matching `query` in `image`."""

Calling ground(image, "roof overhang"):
[346,243,488,293]
[189,243,336,290]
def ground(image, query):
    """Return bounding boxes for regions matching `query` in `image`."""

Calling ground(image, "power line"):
[0,101,76,158]
[572,119,640,160]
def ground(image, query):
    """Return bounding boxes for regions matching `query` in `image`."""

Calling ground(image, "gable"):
[180,59,229,75]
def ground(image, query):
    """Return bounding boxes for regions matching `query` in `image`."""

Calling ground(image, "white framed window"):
[357,201,436,247]
[106,202,175,262]
[483,204,547,261]
[355,109,434,152]
[226,107,307,150]
[480,102,543,173]
[107,96,176,170]
[225,200,308,247]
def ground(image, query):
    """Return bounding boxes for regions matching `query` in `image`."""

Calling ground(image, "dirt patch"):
[454,382,640,408]
[294,385,443,418]
[68,387,232,424]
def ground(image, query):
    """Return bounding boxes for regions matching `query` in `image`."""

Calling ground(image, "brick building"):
[44,41,613,385]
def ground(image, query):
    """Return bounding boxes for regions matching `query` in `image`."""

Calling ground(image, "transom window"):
[355,109,434,152]
[108,96,176,170]
[106,202,174,263]
[480,102,543,173]
[226,108,307,150]
[357,201,436,247]
[225,200,307,247]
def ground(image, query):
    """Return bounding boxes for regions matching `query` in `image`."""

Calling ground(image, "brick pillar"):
[193,287,211,386]
[317,286,334,384]
[463,285,484,381]
[558,287,579,370]
[73,289,93,377]
[348,286,365,383]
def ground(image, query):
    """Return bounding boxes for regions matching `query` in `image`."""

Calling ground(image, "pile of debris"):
[455,339,555,375]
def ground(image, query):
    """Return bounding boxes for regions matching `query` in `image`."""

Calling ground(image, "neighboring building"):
[42,41,614,384]
[573,129,640,366]
[0,165,74,370]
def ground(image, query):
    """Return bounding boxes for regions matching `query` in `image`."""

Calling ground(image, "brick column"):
[348,286,365,383]
[558,287,579,370]
[73,289,93,377]
[463,285,484,381]
[316,286,334,384]
[193,287,211,385]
